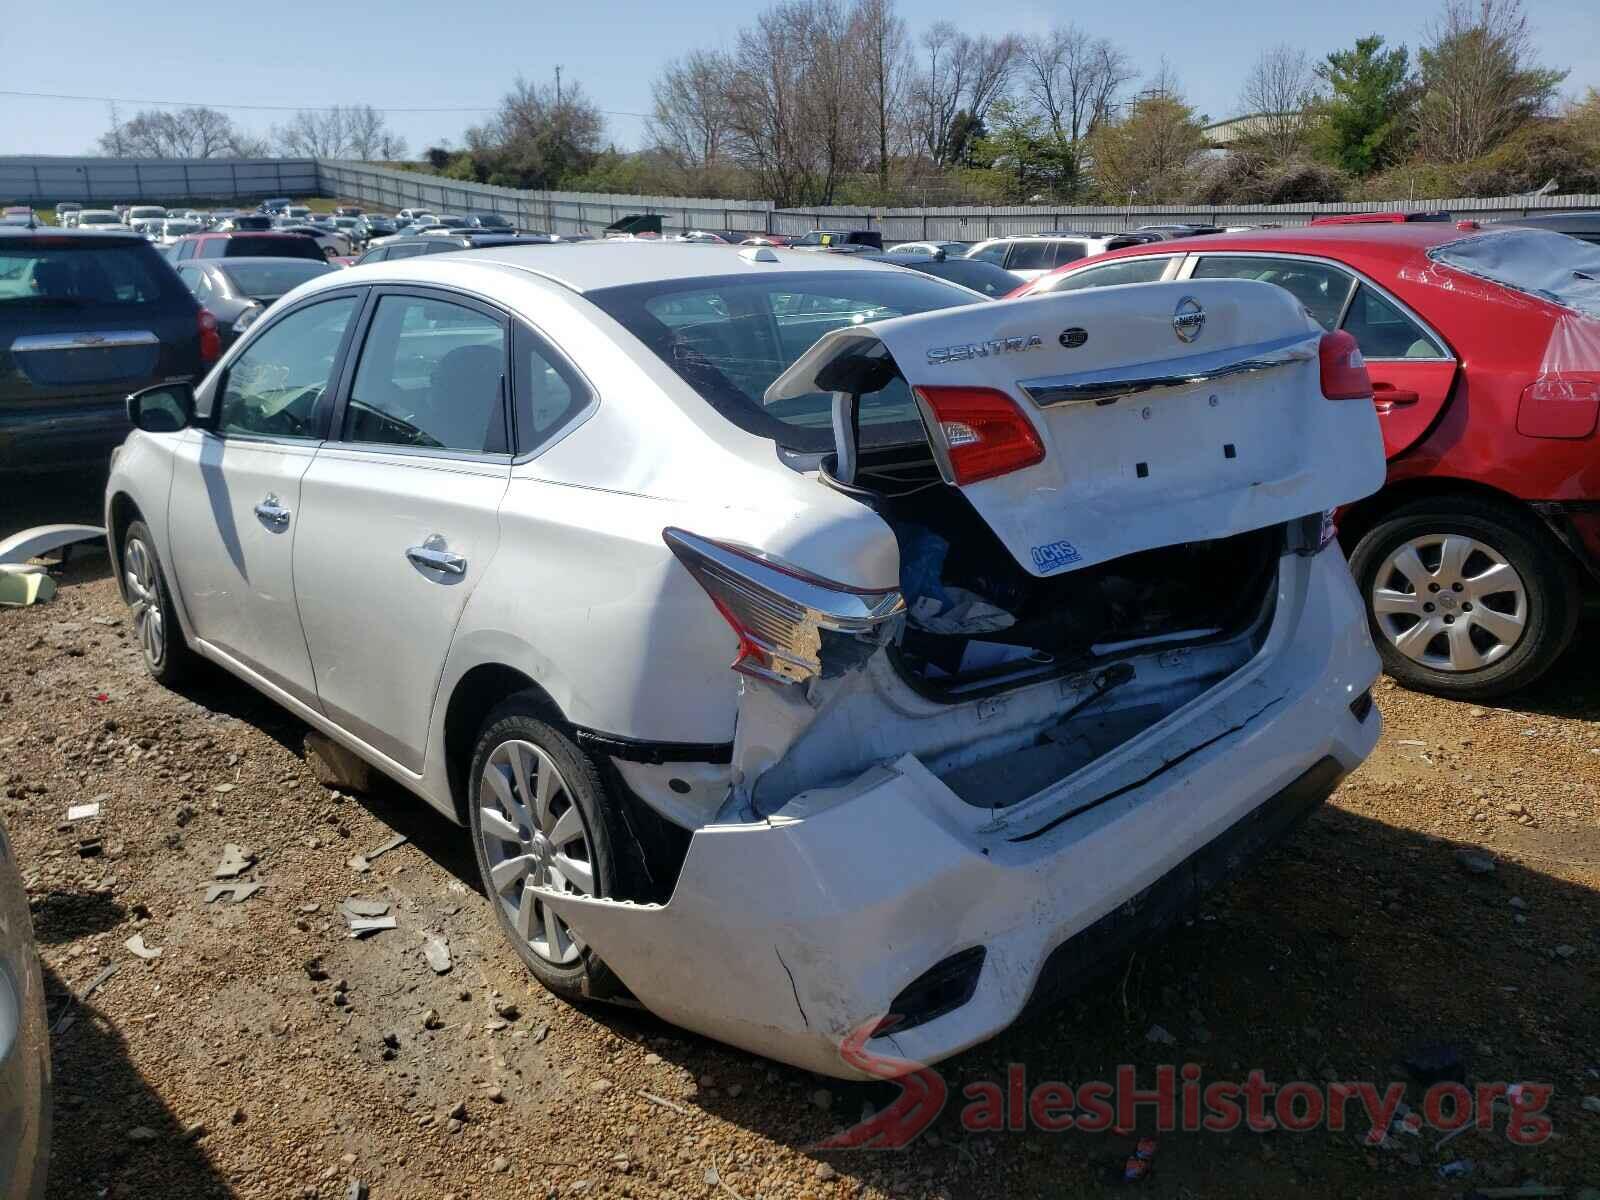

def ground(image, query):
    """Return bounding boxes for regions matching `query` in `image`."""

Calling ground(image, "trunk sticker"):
[1030,540,1083,572]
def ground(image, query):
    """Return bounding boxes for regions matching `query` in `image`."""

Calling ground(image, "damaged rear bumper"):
[543,550,1380,1079]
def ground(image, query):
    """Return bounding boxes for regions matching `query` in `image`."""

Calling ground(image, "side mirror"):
[127,382,194,433]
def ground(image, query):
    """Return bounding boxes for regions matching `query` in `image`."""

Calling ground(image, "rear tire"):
[1348,496,1579,700]
[466,700,626,1001]
[122,519,197,686]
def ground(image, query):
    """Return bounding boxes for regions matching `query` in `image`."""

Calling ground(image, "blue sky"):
[4,0,1597,159]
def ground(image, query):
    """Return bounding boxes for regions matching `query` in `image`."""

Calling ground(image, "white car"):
[966,233,1152,281]
[104,243,1386,1078]
[158,219,203,244]
[73,209,125,229]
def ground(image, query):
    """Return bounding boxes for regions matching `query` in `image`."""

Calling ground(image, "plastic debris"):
[1438,1158,1474,1179]
[0,572,56,607]
[342,898,391,918]
[1145,1024,1177,1046]
[1122,1137,1157,1181]
[423,936,452,974]
[909,588,1016,635]
[346,915,397,939]
[213,844,256,879]
[348,833,407,873]
[125,933,162,960]
[347,1182,368,1200]
[51,963,121,1035]
[66,801,101,822]
[204,882,263,904]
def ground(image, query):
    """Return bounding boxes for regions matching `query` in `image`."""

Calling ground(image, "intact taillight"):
[663,528,903,685]
[198,308,221,363]
[1318,330,1371,400]
[912,386,1045,485]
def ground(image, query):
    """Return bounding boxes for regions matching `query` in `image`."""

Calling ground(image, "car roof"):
[0,226,144,243]
[323,239,908,295]
[1056,221,1485,274]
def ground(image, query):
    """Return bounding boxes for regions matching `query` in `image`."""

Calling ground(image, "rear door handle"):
[1372,385,1420,413]
[254,496,291,528]
[406,541,467,576]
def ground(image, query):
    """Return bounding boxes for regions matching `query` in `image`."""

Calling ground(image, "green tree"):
[971,98,1076,200]
[1414,0,1565,163]
[1311,35,1415,176]
[1086,93,1204,203]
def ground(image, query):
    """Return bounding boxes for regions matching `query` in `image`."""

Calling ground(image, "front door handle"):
[254,495,291,528]
[406,540,467,576]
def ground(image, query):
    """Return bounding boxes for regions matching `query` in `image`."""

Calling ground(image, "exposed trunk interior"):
[818,443,1284,810]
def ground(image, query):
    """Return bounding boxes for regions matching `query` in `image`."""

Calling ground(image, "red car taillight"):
[913,386,1046,485]
[198,308,221,363]
[1318,330,1371,400]
[663,528,903,685]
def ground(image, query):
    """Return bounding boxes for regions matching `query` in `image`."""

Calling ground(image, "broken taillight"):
[912,386,1046,485]
[663,528,904,685]
[1318,331,1371,400]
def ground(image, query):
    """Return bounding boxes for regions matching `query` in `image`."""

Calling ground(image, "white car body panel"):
[104,242,1387,1077]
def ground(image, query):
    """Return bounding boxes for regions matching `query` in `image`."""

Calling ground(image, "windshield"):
[1429,229,1600,319]
[586,269,981,452]
[79,213,119,225]
[220,259,332,297]
[473,214,511,227]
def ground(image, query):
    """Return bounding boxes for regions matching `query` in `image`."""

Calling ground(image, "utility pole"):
[555,65,563,108]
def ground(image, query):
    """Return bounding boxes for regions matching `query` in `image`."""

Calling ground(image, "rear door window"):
[342,294,509,453]
[1340,284,1446,359]
[1052,240,1088,266]
[1190,255,1356,330]
[1035,256,1173,294]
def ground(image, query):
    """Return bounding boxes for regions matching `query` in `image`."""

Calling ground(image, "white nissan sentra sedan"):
[105,241,1386,1078]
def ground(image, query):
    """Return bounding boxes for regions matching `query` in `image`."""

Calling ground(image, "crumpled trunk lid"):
[767,279,1387,577]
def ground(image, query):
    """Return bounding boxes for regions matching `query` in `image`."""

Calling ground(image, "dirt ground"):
[3,526,1598,1198]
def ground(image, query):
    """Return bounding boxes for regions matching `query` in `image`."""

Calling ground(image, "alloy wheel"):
[1371,534,1528,671]
[125,537,165,669]
[477,739,595,965]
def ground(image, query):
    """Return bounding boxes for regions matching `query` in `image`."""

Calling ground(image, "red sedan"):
[1013,222,1600,700]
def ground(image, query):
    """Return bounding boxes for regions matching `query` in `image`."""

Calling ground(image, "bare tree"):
[274,106,405,160]
[1237,45,1317,162]
[1020,25,1134,144]
[649,50,736,174]
[345,105,408,160]
[461,78,604,188]
[98,105,259,158]
[726,2,819,205]
[909,22,1019,166]
[1415,0,1566,162]
[849,0,910,194]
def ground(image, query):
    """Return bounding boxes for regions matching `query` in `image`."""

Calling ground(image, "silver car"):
[0,814,48,1199]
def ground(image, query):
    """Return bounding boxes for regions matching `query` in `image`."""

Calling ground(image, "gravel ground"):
[3,540,1597,1200]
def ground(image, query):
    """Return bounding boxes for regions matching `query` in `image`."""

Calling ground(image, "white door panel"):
[165,431,321,704]
[294,448,509,772]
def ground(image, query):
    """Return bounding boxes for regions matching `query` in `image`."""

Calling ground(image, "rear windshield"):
[218,235,325,261]
[219,259,332,297]
[0,240,181,308]
[1429,229,1600,318]
[586,269,980,452]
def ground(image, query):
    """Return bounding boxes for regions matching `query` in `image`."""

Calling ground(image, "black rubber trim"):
[1021,754,1345,1020]
[573,728,733,765]
[1532,500,1600,584]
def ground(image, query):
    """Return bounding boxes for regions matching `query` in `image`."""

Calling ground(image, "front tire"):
[1349,497,1579,700]
[122,519,196,686]
[466,701,624,1000]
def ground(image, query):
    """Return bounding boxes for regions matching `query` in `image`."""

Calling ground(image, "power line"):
[0,88,650,120]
